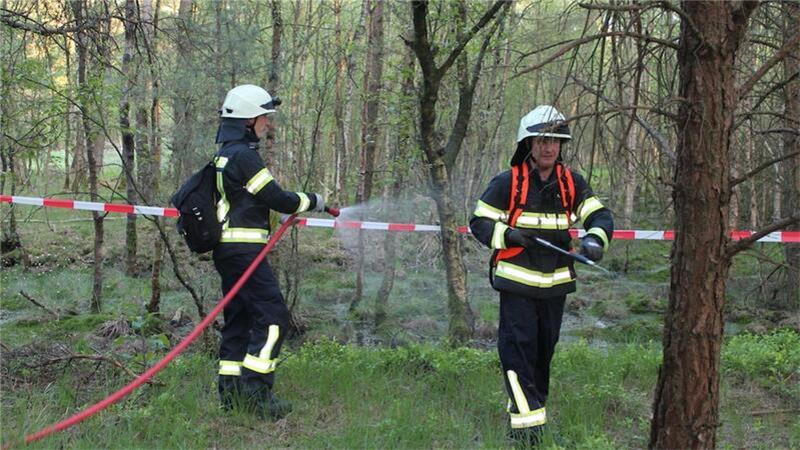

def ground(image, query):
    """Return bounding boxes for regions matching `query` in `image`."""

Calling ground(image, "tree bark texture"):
[781,0,800,309]
[649,2,758,448]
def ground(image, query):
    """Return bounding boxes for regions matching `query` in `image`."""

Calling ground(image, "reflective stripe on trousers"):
[506,370,546,428]
[242,324,280,374]
[218,360,243,376]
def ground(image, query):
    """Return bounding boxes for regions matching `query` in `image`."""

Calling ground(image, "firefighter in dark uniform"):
[213,84,325,419]
[469,105,613,445]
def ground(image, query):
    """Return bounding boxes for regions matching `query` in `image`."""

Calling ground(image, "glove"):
[505,228,538,249]
[312,193,325,212]
[579,235,604,262]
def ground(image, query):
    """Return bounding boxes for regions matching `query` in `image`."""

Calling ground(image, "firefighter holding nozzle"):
[212,85,325,419]
[470,105,614,446]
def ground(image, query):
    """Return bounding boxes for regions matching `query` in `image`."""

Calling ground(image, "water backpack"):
[170,161,223,253]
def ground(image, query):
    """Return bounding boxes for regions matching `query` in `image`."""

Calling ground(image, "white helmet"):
[219,84,280,119]
[511,105,571,165]
[516,105,571,142]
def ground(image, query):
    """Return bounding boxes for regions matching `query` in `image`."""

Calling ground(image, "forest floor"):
[1,202,799,448]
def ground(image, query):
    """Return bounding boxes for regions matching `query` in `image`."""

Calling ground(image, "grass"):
[2,333,798,448]
[3,171,798,448]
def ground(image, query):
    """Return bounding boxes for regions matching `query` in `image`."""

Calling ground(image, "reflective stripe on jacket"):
[212,139,317,259]
[469,164,614,298]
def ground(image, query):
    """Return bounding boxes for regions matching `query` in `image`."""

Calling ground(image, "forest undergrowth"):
[1,191,799,448]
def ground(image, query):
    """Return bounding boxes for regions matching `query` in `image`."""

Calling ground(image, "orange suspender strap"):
[556,163,576,226]
[509,164,519,222]
[509,163,528,226]
[495,163,529,263]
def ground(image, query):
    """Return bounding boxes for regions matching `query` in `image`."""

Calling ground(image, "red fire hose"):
[10,214,301,448]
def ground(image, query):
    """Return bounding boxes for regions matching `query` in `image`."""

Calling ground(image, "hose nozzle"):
[325,206,340,217]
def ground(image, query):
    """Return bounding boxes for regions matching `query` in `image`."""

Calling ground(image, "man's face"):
[253,114,275,140]
[530,137,561,169]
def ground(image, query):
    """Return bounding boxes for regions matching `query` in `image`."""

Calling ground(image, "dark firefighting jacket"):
[469,163,614,298]
[212,119,317,260]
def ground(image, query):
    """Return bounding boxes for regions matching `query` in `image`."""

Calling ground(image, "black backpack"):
[170,161,223,253]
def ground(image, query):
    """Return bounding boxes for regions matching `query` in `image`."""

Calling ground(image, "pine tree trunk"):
[781,0,800,310]
[649,2,757,448]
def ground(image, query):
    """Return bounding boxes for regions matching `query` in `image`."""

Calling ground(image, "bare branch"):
[757,127,800,135]
[741,70,800,121]
[579,1,699,36]
[727,214,800,257]
[738,29,800,100]
[513,31,678,79]
[436,1,508,79]
[0,8,84,36]
[443,2,509,169]
[37,354,165,386]
[19,290,61,318]
[730,150,800,187]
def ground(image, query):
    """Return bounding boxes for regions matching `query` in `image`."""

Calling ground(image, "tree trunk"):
[781,0,800,310]
[263,0,282,169]
[63,35,72,190]
[140,0,164,313]
[409,0,506,345]
[649,2,757,448]
[0,147,24,263]
[70,107,87,192]
[171,0,195,184]
[332,0,347,204]
[121,0,138,276]
[72,0,107,313]
[0,30,23,262]
[352,0,384,313]
[268,0,282,94]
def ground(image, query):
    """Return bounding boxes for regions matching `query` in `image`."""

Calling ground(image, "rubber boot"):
[218,375,243,411]
[242,380,293,420]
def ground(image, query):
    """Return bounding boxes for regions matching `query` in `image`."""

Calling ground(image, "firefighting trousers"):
[497,291,566,429]
[214,252,290,391]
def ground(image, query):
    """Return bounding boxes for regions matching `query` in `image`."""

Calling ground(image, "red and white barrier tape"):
[2,195,799,243]
[0,195,180,218]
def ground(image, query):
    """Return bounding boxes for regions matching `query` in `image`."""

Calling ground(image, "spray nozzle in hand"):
[325,206,340,217]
